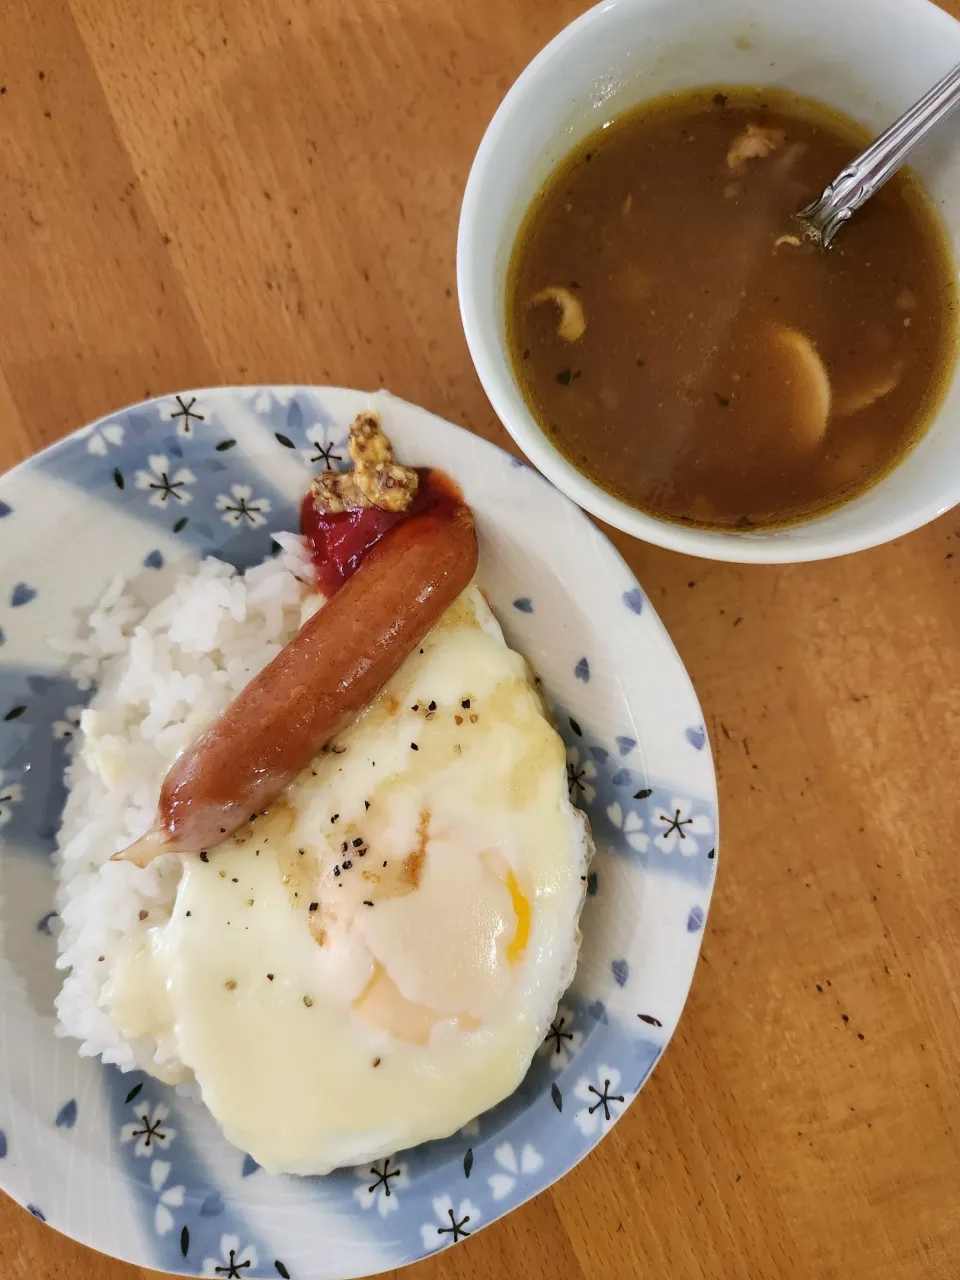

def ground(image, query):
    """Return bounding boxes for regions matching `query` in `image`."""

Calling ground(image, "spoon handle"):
[798,60,960,246]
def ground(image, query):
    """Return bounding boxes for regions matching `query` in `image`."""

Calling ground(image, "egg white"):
[108,585,592,1174]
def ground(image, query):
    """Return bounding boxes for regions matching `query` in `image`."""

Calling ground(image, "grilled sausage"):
[114,499,478,866]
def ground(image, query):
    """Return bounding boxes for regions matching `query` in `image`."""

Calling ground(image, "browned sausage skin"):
[113,499,478,867]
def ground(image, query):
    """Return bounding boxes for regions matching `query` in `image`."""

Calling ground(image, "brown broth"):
[506,87,958,530]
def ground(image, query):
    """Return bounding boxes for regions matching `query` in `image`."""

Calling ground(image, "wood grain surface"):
[1,2,959,1277]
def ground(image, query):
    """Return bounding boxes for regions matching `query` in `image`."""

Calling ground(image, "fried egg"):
[107,585,591,1174]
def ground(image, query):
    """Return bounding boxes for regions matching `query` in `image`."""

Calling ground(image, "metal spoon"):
[797,60,960,247]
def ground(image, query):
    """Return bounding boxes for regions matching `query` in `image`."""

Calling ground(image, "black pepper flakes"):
[267,973,275,981]
[185,912,191,918]
[330,814,339,824]
[298,848,306,856]
[231,877,239,884]
[412,703,419,712]
[383,860,388,868]
[225,979,237,991]
[411,742,419,751]
[428,700,437,712]
[199,852,209,862]
[309,902,319,912]
[341,841,348,853]
[363,900,374,907]
[372,1057,381,1067]
[334,866,341,877]
[138,909,148,921]
[342,859,353,870]
[364,800,370,810]
[352,837,363,848]
[461,699,471,709]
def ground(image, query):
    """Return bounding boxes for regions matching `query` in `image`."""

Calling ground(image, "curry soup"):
[507,86,958,530]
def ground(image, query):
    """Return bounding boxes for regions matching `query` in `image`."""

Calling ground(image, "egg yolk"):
[505,870,531,964]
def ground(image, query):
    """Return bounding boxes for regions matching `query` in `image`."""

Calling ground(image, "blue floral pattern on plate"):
[0,387,717,1278]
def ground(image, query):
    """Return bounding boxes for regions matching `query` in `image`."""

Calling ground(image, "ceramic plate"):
[0,387,717,1278]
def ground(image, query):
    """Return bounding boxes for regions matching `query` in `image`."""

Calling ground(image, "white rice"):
[53,536,316,1079]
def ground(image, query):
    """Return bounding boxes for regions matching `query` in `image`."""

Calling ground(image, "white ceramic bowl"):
[458,0,960,563]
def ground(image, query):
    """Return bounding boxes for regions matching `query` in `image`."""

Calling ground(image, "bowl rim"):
[456,0,960,564]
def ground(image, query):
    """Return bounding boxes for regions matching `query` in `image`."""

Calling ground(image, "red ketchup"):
[300,468,462,597]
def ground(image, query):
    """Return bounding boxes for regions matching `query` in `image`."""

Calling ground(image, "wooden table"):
[2,2,959,1277]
